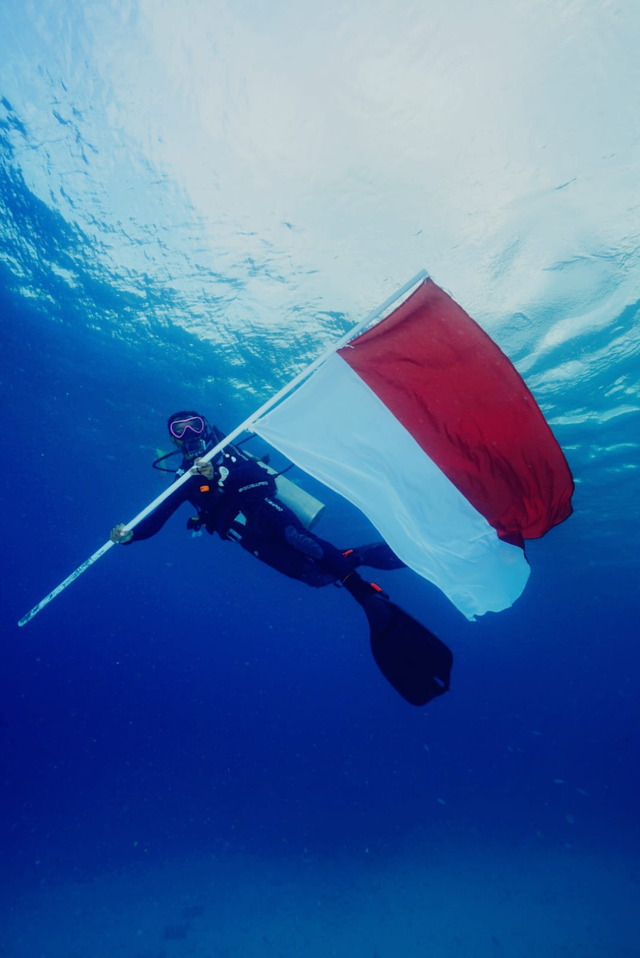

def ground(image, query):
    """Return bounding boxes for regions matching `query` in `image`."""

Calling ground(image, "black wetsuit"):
[130,445,356,587]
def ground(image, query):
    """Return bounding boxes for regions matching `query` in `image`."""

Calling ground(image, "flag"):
[254,278,574,618]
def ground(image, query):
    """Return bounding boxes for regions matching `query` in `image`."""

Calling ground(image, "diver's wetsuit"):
[128,445,371,587]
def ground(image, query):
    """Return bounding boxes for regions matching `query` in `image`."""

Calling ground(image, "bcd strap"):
[225,511,247,543]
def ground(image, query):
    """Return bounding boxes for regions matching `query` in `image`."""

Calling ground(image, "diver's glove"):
[110,523,134,544]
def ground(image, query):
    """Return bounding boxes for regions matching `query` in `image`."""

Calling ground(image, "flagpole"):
[18,269,427,627]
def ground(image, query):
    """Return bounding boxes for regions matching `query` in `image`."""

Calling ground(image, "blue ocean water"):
[1,2,639,956]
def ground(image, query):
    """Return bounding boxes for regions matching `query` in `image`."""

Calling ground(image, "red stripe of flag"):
[338,279,574,545]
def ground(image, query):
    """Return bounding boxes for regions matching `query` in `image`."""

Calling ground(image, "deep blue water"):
[2,3,640,956]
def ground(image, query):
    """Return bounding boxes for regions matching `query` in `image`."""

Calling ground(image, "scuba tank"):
[257,460,325,529]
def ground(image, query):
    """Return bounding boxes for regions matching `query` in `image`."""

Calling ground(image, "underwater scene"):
[1,1,639,956]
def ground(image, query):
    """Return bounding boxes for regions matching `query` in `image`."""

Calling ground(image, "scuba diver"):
[111,411,453,706]
[110,410,405,585]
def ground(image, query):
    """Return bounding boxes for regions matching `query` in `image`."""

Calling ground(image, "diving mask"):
[169,416,206,439]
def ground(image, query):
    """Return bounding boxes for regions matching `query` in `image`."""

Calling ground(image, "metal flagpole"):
[18,269,428,626]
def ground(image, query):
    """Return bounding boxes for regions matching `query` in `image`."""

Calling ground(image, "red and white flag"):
[254,279,574,618]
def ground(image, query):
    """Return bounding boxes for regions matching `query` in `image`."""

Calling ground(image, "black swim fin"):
[341,542,406,571]
[342,574,453,707]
